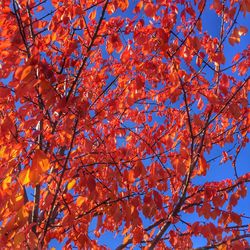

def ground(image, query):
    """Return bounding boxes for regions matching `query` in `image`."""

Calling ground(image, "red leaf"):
[120,47,131,63]
[87,176,96,192]
[0,87,11,98]
[144,3,156,17]
[132,226,144,244]
[153,190,163,209]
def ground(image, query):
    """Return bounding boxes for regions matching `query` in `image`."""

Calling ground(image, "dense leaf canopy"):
[0,0,249,249]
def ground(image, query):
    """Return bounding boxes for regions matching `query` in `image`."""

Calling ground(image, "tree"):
[0,0,249,248]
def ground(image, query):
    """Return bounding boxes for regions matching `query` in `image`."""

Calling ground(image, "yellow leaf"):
[51,32,56,42]
[2,176,11,190]
[19,168,31,185]
[20,166,41,187]
[76,196,85,206]
[0,146,6,158]
[67,179,76,190]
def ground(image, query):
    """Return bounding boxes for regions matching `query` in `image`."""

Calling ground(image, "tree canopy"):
[0,0,249,249]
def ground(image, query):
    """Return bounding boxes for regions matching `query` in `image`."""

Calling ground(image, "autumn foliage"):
[0,0,250,249]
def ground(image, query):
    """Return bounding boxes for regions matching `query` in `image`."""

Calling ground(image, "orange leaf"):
[76,196,85,206]
[232,53,241,63]
[229,28,240,46]
[19,150,50,186]
[32,149,50,172]
[117,0,129,12]
[134,1,143,13]
[123,233,131,244]
[20,65,33,81]
[51,32,56,42]
[0,146,6,158]
[106,40,114,54]
[198,155,209,175]
[107,3,116,14]
[229,26,247,46]
[14,66,23,80]
[16,206,29,226]
[13,232,25,247]
[120,47,131,63]
[217,244,227,250]
[128,169,135,183]
[29,166,41,185]
[36,5,44,12]
[89,10,96,20]
[238,26,248,35]
[2,176,11,190]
